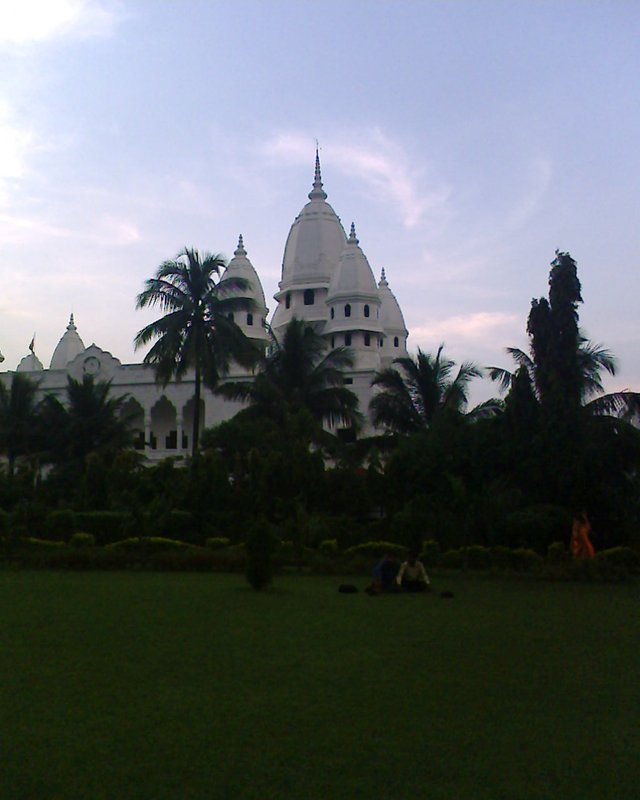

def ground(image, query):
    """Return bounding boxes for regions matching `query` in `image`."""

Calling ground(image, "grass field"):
[1,571,638,800]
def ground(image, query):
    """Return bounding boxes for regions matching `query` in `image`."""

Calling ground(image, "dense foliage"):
[1,251,639,566]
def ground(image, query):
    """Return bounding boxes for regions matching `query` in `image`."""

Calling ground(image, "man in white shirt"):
[396,553,430,592]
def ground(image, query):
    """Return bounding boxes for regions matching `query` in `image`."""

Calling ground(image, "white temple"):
[1,153,408,460]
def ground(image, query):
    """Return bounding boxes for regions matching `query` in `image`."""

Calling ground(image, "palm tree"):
[369,345,498,435]
[134,247,257,458]
[0,373,41,476]
[216,317,362,440]
[489,341,640,420]
[40,375,134,469]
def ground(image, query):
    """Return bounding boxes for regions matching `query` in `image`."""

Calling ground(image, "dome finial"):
[379,267,388,286]
[308,143,327,200]
[235,234,246,256]
[348,222,359,245]
[68,313,76,331]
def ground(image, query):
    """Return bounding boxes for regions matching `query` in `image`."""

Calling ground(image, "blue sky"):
[1,0,639,404]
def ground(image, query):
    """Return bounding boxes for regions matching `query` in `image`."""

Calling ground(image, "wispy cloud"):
[261,129,450,229]
[507,155,553,231]
[0,102,38,205]
[0,0,123,45]
[411,311,519,346]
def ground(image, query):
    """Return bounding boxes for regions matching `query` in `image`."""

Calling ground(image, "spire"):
[68,313,76,331]
[379,267,388,287]
[308,145,327,200]
[348,222,359,245]
[234,234,247,256]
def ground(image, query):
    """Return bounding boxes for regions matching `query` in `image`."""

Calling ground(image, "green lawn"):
[1,571,638,800]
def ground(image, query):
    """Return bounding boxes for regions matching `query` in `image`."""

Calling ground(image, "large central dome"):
[278,152,347,290]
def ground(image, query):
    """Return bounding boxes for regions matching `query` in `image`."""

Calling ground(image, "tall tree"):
[488,251,640,512]
[216,317,362,440]
[0,373,41,476]
[369,345,498,435]
[489,252,640,422]
[134,248,256,458]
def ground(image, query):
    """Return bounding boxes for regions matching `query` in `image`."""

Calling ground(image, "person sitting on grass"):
[365,552,400,595]
[396,553,430,592]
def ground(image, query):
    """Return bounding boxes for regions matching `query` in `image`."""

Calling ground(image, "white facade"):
[1,153,409,459]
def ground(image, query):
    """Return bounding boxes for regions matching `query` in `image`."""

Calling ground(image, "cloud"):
[410,311,519,346]
[0,103,38,206]
[0,0,123,46]
[261,129,450,229]
[507,156,553,230]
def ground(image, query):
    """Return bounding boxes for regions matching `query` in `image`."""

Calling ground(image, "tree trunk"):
[192,363,201,460]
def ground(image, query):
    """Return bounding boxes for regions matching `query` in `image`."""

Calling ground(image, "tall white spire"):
[308,146,327,200]
[234,234,246,256]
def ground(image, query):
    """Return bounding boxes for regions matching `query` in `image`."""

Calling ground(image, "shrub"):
[0,509,9,536]
[490,546,512,570]
[105,537,191,553]
[318,539,339,557]
[508,548,543,573]
[505,505,571,550]
[344,541,407,559]
[465,545,491,570]
[546,541,567,565]
[205,537,231,550]
[45,510,77,542]
[595,547,640,576]
[74,511,132,545]
[160,509,197,543]
[20,537,66,550]
[420,539,441,567]
[69,532,96,548]
[440,549,464,569]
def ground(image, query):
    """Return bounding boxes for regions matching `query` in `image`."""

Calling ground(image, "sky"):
[1,0,639,405]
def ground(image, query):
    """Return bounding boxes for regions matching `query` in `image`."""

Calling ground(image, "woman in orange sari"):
[571,512,595,559]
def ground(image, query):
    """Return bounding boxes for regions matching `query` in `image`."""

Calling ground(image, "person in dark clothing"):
[366,553,400,594]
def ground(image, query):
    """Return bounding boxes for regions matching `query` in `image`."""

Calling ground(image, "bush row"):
[2,534,638,580]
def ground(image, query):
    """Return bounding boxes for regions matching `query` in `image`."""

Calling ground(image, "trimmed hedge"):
[344,541,408,559]
[105,537,192,553]
[69,532,96,548]
[318,539,339,557]
[595,547,640,575]
[439,546,544,573]
[45,510,77,542]
[205,537,231,550]
[74,511,133,545]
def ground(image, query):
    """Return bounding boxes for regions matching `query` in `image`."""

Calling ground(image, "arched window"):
[345,333,352,346]
[345,303,351,318]
[364,333,371,347]
[330,307,335,319]
[364,304,370,318]
[331,336,335,348]
[379,338,383,347]
[394,336,399,347]
[228,312,234,322]
[285,293,291,309]
[247,313,253,326]
[303,289,315,306]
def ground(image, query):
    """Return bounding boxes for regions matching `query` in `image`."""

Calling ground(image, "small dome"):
[221,235,268,311]
[16,352,44,372]
[325,225,383,335]
[378,268,408,336]
[50,314,86,369]
[326,224,380,302]
[279,152,347,290]
[220,236,269,342]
